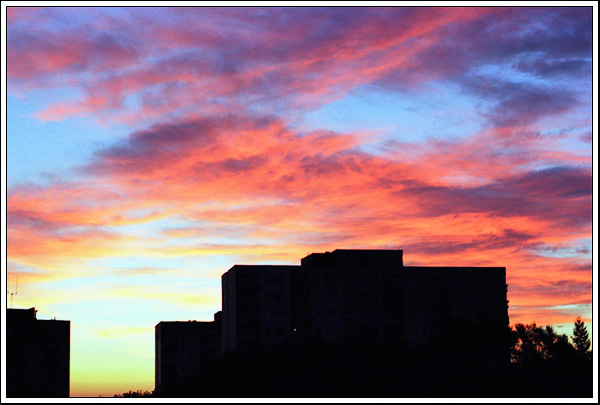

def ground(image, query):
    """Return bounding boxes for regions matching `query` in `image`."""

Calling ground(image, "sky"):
[2,5,596,397]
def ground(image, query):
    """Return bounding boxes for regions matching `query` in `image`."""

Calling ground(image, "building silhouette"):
[156,249,509,395]
[222,249,508,354]
[6,308,70,398]
[155,313,221,396]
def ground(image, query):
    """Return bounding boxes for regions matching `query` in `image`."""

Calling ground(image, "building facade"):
[6,308,70,398]
[155,313,221,396]
[221,249,509,355]
[156,249,509,394]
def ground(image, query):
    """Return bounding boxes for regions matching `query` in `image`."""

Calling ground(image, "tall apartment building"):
[156,248,509,394]
[6,308,70,398]
[221,249,509,356]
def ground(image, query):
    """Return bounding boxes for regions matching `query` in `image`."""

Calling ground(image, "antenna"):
[7,276,18,309]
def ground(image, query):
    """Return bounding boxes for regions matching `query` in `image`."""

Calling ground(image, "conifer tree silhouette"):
[572,317,591,360]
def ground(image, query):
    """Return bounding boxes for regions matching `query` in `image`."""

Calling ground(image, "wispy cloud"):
[7,111,592,315]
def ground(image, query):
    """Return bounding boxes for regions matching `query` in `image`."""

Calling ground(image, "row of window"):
[262,309,337,318]
[262,274,335,285]
[263,292,342,302]
[263,275,285,284]
[263,327,338,337]
[264,327,286,337]
[407,324,429,335]
[263,292,285,302]
[263,310,286,318]
[261,291,338,302]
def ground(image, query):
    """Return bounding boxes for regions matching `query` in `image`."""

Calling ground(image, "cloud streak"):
[7,111,592,316]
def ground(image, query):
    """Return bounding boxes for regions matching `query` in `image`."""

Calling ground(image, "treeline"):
[505,317,592,397]
[113,390,154,397]
[119,318,592,398]
[510,317,592,364]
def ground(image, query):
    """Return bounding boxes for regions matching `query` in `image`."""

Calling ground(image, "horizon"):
[3,4,595,397]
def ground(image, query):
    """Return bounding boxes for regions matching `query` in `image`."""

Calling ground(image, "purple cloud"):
[397,166,592,228]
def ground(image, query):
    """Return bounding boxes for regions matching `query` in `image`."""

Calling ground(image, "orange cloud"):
[7,112,592,328]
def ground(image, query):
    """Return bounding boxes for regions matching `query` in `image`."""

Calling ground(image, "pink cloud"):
[6,7,39,25]
[7,111,592,326]
[9,7,499,123]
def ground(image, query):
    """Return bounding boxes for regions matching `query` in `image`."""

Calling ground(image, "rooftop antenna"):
[7,276,18,309]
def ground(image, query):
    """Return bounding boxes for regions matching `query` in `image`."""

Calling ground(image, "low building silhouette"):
[155,312,221,396]
[6,307,70,398]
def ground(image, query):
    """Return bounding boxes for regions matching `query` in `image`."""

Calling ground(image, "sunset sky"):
[3,5,595,397]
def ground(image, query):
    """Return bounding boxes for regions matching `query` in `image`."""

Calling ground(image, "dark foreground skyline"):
[153,249,591,398]
[5,249,593,398]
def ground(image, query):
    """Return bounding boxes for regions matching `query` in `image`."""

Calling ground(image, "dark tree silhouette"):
[572,316,591,360]
[506,320,592,397]
[511,323,555,363]
[113,390,154,397]
[510,322,584,365]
